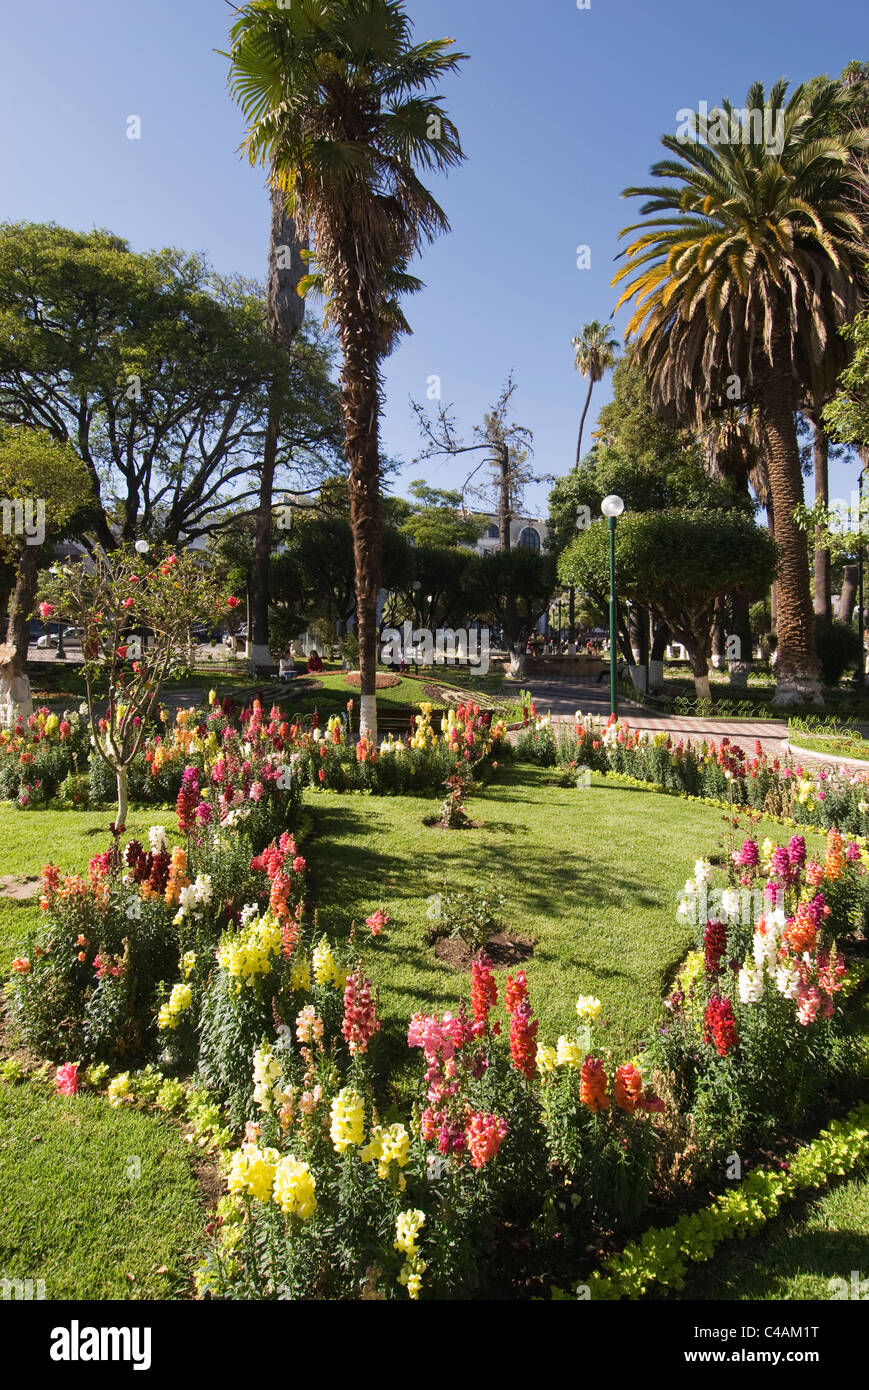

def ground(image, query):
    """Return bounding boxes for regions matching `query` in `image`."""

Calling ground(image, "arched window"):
[485,523,500,540]
[518,527,541,552]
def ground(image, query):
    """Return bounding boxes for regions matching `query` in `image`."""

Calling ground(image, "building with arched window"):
[473,516,547,556]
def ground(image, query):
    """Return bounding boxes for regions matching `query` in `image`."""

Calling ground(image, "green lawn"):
[304,764,829,1082]
[0,808,170,977]
[0,1079,204,1299]
[787,731,869,763]
[279,667,516,723]
[671,1171,869,1301]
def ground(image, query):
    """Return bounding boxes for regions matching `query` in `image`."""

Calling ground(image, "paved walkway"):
[524,675,869,770]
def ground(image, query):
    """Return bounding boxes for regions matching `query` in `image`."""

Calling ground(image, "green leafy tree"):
[561,512,777,699]
[472,549,557,676]
[398,481,488,548]
[0,222,342,548]
[825,310,869,448]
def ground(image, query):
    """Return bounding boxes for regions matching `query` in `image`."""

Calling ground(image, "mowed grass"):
[0,808,170,977]
[304,764,829,1068]
[0,1080,204,1299]
[671,1171,869,1301]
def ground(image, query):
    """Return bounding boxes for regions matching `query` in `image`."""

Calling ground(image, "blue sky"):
[1,0,865,519]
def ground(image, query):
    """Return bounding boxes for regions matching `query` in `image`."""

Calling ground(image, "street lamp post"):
[601,495,625,718]
[55,621,66,661]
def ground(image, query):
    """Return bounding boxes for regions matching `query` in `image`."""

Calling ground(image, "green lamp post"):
[601,494,625,717]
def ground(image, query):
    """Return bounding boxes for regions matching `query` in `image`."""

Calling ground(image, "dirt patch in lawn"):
[342,672,401,689]
[434,932,536,971]
[0,874,42,900]
[422,815,484,830]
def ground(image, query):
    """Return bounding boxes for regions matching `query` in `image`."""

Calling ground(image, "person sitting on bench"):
[278,648,297,681]
[307,648,323,673]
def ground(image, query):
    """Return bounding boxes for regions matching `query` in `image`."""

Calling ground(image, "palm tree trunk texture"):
[767,490,777,635]
[339,274,383,742]
[756,363,822,704]
[576,377,593,466]
[812,418,831,619]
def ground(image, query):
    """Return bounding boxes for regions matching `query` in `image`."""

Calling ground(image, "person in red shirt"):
[307,648,323,673]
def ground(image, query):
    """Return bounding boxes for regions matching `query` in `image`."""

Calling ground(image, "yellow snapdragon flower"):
[555,1036,583,1069]
[330,1088,365,1153]
[273,1155,317,1219]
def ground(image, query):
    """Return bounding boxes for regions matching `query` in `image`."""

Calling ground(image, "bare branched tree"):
[411,374,550,550]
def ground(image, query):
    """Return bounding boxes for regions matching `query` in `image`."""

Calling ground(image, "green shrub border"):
[568,1102,869,1300]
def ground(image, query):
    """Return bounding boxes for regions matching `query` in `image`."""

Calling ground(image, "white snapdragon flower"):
[738,963,764,1004]
[775,962,801,1000]
[693,859,713,886]
[720,887,742,921]
[149,825,168,855]
[753,926,778,971]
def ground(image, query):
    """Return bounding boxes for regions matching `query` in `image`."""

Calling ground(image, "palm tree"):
[613,79,869,705]
[567,321,618,649]
[225,0,466,737]
[572,321,619,467]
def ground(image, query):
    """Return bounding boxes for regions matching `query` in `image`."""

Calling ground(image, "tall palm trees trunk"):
[576,377,593,467]
[811,416,831,619]
[756,359,822,705]
[339,270,383,741]
[249,186,307,670]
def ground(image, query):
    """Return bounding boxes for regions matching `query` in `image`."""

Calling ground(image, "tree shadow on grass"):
[674,1212,869,1301]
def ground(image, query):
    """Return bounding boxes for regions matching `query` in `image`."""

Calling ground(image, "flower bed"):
[517,710,869,835]
[0,706,91,808]
[2,697,507,810]
[7,766,867,1299]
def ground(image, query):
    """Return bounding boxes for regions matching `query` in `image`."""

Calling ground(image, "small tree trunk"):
[115,765,129,831]
[509,647,526,678]
[728,593,754,688]
[711,604,726,668]
[250,402,278,669]
[3,544,38,724]
[689,641,712,701]
[839,565,858,623]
